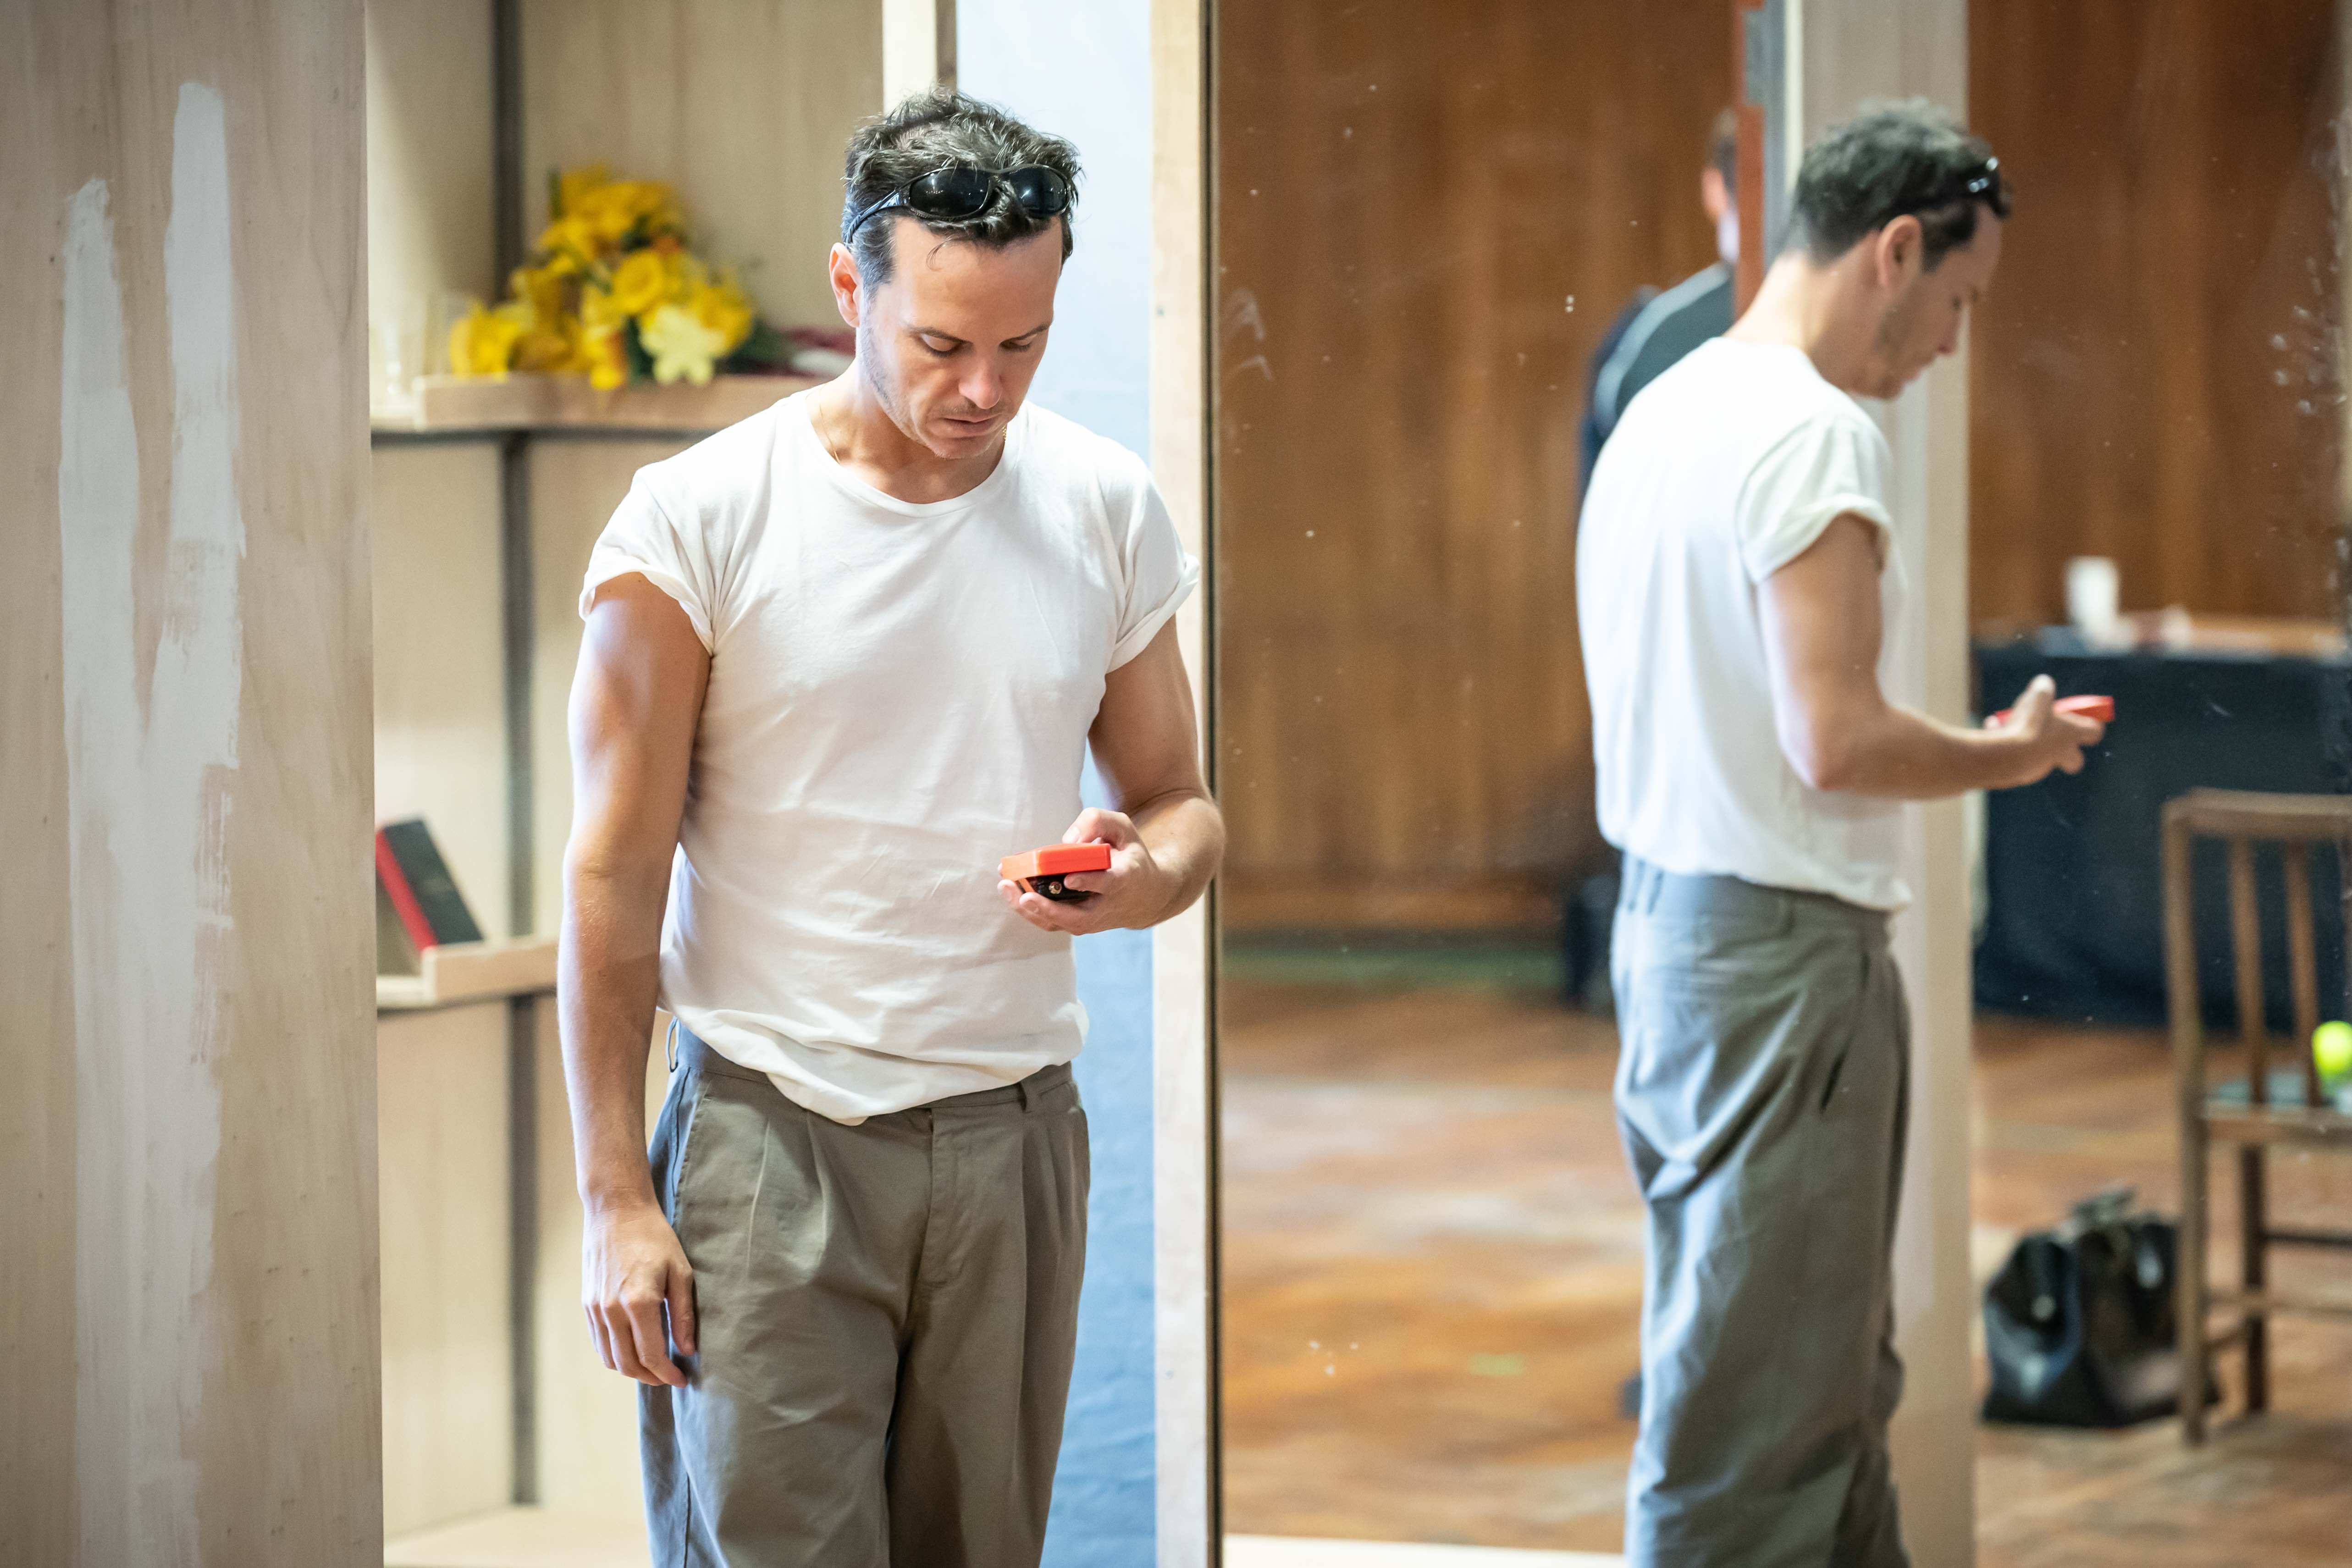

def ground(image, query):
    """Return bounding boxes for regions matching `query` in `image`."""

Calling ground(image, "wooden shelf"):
[377,937,559,1012]
[372,372,820,437]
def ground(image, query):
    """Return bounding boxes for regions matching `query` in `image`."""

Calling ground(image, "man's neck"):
[1724,254,1878,398]
[810,366,1007,506]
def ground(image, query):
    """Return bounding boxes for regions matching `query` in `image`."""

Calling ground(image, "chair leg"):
[2240,1143,2268,1414]
[2181,1121,2208,1445]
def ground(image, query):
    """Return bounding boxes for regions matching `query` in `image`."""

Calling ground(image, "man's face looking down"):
[839,215,1063,457]
[1854,206,2003,400]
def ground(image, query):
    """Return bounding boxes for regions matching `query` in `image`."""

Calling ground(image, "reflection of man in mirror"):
[560,91,1222,1567]
[1578,100,2097,1566]
[1579,108,1741,500]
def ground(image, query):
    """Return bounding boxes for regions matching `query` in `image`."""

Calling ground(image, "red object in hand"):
[1000,842,1114,903]
[1988,693,2115,727]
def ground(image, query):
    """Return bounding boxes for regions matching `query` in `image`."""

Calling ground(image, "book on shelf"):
[375,818,483,968]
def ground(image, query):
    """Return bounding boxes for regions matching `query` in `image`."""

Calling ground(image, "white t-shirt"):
[1577,338,1908,911]
[578,392,1198,1121]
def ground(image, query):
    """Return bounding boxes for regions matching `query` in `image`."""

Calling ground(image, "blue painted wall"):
[959,7,1159,1563]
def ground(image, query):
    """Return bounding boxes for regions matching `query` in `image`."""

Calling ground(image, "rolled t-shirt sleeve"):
[1107,470,1201,670]
[1735,409,1895,582]
[578,473,720,651]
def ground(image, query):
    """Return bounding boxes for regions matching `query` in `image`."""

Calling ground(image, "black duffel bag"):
[1981,1187,2214,1427]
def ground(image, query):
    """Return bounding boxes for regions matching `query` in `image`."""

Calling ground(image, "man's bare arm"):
[561,573,709,1387]
[1000,619,1224,935]
[1758,514,2100,799]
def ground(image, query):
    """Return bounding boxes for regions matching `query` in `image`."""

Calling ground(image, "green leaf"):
[719,317,792,374]
[623,317,655,385]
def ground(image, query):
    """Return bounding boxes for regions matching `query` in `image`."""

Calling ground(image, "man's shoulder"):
[630,394,798,515]
[1013,403,1155,513]
[1774,382,1889,458]
[1691,343,1883,447]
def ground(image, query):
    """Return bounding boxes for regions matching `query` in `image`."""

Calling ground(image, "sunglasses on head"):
[845,164,1074,243]
[1906,155,2005,217]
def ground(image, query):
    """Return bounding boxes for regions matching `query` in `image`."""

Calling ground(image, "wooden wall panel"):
[520,0,884,330]
[1215,0,1733,927]
[1969,0,2345,625]
[377,1004,513,1537]
[366,0,497,321]
[371,445,512,938]
[0,2,377,1560]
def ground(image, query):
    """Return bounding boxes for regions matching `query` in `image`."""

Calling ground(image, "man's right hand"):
[1984,674,2105,787]
[581,1197,697,1387]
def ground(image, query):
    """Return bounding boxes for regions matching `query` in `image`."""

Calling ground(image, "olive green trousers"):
[640,1028,1088,1567]
[1612,858,1912,1568]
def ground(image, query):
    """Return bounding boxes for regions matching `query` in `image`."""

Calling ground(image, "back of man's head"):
[1788,99,2007,270]
[842,90,1082,286]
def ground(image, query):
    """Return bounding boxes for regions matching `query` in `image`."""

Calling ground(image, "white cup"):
[2065,557,2121,645]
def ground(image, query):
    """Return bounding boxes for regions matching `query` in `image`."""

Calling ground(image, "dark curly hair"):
[1789,99,2009,269]
[842,89,1082,285]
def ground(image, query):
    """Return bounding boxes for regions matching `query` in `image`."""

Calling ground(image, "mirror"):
[1213,0,2352,1561]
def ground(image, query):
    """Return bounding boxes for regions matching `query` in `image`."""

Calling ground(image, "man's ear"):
[1876,215,1921,287]
[827,242,863,329]
[1701,166,1730,226]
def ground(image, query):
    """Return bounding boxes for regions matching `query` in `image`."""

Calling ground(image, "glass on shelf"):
[369,291,426,420]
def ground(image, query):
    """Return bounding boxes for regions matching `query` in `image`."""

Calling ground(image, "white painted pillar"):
[1149,6,1215,1560]
[1,3,378,1562]
[1792,4,1978,1564]
[884,0,957,102]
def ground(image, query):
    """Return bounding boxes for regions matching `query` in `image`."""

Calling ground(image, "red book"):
[375,818,483,954]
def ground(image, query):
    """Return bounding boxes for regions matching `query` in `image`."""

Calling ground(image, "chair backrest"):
[2161,789,2352,1111]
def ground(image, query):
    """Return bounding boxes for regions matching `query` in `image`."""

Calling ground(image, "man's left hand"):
[999,807,1172,935]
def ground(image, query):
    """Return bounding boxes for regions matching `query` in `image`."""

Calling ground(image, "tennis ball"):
[2314,1020,2352,1082]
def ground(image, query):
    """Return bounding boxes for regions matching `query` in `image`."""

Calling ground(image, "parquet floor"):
[1219,977,2352,1562]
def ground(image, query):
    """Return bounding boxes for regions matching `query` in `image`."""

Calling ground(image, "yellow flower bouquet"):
[448,164,779,389]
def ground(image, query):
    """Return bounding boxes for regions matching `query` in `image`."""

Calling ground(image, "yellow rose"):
[640,302,728,385]
[688,274,755,354]
[581,324,630,391]
[511,324,577,374]
[610,248,677,317]
[573,180,678,245]
[579,282,628,333]
[513,264,567,327]
[536,212,602,274]
[617,179,684,236]
[574,187,629,245]
[447,300,523,377]
[554,164,610,219]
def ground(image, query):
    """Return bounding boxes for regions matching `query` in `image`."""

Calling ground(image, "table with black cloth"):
[1973,630,2352,1029]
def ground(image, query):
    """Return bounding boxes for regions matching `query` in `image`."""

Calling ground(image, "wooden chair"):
[2162,789,2352,1443]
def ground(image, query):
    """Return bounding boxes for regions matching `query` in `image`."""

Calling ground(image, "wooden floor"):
[1219,978,2352,1562]
[385,1512,1621,1568]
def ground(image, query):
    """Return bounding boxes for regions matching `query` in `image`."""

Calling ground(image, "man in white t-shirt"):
[558,91,1222,1568]
[1579,102,2097,1567]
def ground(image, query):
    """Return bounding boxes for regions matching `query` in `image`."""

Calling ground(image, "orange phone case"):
[1001,842,1113,902]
